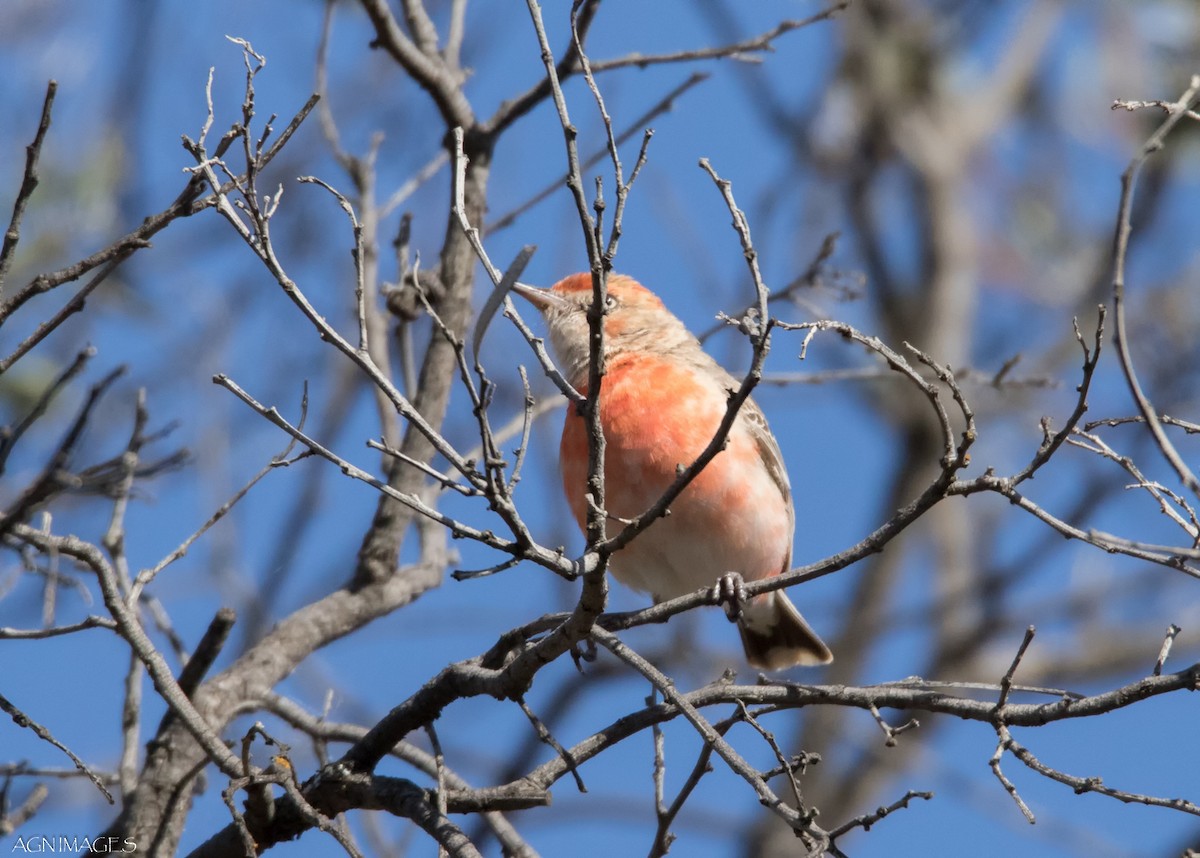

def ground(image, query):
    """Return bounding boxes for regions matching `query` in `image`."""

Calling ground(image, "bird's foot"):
[569,637,597,672]
[713,572,748,623]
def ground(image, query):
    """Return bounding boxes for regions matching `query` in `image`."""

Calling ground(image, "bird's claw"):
[713,572,748,623]
[569,638,598,672]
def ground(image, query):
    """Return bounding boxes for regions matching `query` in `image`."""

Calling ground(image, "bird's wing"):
[741,399,796,567]
[742,400,791,501]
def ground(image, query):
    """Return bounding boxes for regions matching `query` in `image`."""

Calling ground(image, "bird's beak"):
[511,281,568,312]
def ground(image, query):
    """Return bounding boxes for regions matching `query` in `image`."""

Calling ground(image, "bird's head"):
[513,272,691,387]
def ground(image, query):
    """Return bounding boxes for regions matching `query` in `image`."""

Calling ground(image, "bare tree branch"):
[0,80,57,297]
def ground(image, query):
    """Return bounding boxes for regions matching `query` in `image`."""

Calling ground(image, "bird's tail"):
[738,591,833,670]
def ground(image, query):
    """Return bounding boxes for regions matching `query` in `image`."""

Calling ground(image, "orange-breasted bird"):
[514,273,832,670]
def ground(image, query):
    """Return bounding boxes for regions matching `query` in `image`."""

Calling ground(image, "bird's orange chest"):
[559,355,734,521]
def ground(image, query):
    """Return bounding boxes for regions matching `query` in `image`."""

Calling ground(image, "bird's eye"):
[604,295,619,310]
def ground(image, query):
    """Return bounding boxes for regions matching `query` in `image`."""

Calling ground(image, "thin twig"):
[588,6,849,75]
[10,525,246,779]
[0,783,48,837]
[1084,414,1200,434]
[868,703,920,748]
[0,616,117,639]
[487,73,707,235]
[517,698,585,793]
[484,3,844,136]
[698,231,840,342]
[996,626,1037,710]
[1110,75,1200,501]
[133,442,307,598]
[646,722,720,858]
[597,161,784,560]
[1006,731,1200,817]
[827,789,934,843]
[1154,624,1182,676]
[0,692,113,803]
[0,251,145,374]
[0,367,125,540]
[425,722,449,858]
[591,627,824,840]
[0,80,57,296]
[0,347,94,476]
[1,89,316,325]
[212,373,573,577]
[733,700,806,814]
[1069,428,1199,542]
[989,628,1038,823]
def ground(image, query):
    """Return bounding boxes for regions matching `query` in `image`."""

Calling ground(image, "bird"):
[512,272,832,670]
